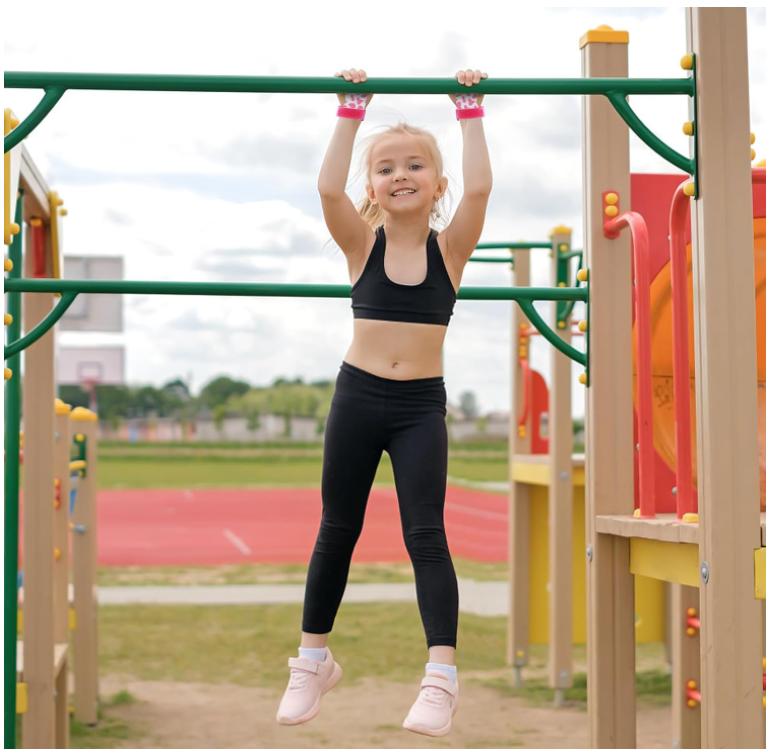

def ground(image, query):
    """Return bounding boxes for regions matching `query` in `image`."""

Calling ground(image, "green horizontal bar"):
[475,241,553,250]
[4,72,695,96]
[4,277,586,302]
[469,256,514,264]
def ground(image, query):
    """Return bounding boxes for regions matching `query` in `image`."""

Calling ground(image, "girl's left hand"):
[449,69,488,106]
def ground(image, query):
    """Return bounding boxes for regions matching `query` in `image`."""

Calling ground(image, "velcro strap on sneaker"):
[288,656,321,674]
[420,674,456,694]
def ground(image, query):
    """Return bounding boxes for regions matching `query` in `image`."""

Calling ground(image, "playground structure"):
[3,7,765,749]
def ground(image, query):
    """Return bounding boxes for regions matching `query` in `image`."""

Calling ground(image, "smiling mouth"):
[391,189,416,197]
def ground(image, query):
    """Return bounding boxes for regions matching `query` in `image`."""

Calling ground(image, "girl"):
[276,67,492,738]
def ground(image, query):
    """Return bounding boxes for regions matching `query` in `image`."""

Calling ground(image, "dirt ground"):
[100,673,672,748]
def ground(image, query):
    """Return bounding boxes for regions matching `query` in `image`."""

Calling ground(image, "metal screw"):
[672,486,678,495]
[700,561,710,584]
[586,545,593,562]
[559,471,569,481]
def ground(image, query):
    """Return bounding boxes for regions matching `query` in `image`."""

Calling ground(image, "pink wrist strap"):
[337,93,368,120]
[454,93,484,120]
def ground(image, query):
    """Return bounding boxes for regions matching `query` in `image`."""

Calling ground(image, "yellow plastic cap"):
[578,372,588,385]
[557,282,567,288]
[580,26,629,48]
[682,122,695,136]
[604,205,619,218]
[4,258,13,272]
[756,159,766,168]
[682,182,696,197]
[578,320,587,333]
[577,268,588,282]
[4,367,12,380]
[54,398,72,415]
[30,217,43,228]
[750,149,756,161]
[682,512,699,523]
[687,607,697,617]
[750,132,756,145]
[518,425,526,438]
[687,680,697,690]
[71,407,98,422]
[680,54,695,70]
[551,224,572,236]
[604,192,619,205]
[4,313,12,326]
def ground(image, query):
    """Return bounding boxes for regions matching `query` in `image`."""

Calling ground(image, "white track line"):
[446,501,508,522]
[223,528,252,556]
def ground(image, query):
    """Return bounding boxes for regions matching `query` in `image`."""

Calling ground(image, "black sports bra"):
[350,226,457,326]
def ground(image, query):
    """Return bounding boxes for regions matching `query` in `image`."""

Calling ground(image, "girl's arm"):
[443,70,493,265]
[318,69,373,257]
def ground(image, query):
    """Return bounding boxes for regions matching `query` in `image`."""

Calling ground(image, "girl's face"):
[367,134,446,221]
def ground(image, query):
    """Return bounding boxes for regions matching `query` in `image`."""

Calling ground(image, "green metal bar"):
[468,256,515,264]
[3,277,587,302]
[475,241,552,250]
[557,249,585,324]
[607,92,694,175]
[4,72,695,96]
[3,87,65,152]
[558,249,583,261]
[520,299,587,367]
[4,194,23,749]
[4,292,77,359]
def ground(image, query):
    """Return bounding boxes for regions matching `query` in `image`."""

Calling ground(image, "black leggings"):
[302,360,458,648]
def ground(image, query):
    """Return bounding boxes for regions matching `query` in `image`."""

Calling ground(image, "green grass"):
[96,558,509,587]
[68,690,138,748]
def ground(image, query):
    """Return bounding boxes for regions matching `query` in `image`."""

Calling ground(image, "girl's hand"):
[449,69,488,106]
[334,69,373,107]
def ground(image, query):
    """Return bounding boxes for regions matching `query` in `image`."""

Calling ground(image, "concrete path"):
[97,578,508,617]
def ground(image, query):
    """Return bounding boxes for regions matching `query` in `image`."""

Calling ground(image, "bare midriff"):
[343,319,448,380]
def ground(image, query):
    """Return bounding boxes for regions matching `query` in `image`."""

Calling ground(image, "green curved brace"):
[606,92,694,175]
[4,87,65,153]
[558,249,584,323]
[4,292,77,359]
[519,298,586,367]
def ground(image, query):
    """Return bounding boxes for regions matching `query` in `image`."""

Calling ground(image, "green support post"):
[4,193,23,749]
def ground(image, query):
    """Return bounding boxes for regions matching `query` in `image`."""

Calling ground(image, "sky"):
[4,3,767,415]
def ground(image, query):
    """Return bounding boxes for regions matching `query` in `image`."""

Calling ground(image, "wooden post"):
[685,8,764,746]
[507,248,531,678]
[70,407,99,724]
[580,26,637,747]
[548,227,574,702]
[21,233,56,747]
[670,585,701,747]
[53,400,71,748]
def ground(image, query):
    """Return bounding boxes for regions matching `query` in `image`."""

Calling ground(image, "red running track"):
[96,485,508,566]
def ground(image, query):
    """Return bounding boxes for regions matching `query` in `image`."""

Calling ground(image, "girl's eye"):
[410,164,423,170]
[378,168,391,175]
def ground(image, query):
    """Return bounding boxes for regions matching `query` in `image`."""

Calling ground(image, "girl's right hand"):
[334,69,373,107]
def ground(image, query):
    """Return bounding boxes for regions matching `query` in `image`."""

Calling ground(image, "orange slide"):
[632,172,766,510]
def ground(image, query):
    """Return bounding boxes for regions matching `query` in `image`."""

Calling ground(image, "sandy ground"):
[100,673,672,749]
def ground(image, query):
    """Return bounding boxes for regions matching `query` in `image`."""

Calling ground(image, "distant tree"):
[162,378,191,402]
[199,376,250,409]
[459,391,479,419]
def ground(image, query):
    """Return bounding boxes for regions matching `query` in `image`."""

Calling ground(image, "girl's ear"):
[366,183,376,202]
[435,176,449,200]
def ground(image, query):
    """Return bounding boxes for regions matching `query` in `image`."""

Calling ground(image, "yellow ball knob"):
[756,159,766,168]
[750,149,756,161]
[682,122,695,136]
[604,205,619,218]
[578,372,588,386]
[53,547,62,562]
[75,433,85,442]
[10,223,20,236]
[687,680,697,690]
[30,217,43,228]
[515,649,525,658]
[687,699,697,709]
[596,25,612,31]
[750,132,756,145]
[558,282,567,288]
[558,320,566,329]
[577,268,588,283]
[4,313,12,326]
[687,607,697,617]
[518,425,526,438]
[11,115,20,129]
[682,512,699,523]
[578,320,587,333]
[4,368,12,380]
[604,192,618,205]
[686,627,696,637]
[633,508,641,518]
[4,258,13,272]
[60,208,68,217]
[519,347,527,358]
[680,54,694,70]
[558,243,568,252]
[683,182,696,197]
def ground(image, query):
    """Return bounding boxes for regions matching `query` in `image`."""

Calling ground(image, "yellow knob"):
[578,320,587,333]
[30,217,43,228]
[558,243,568,252]
[558,282,567,288]
[596,25,612,31]
[4,258,13,272]
[518,425,526,438]
[4,313,12,326]
[577,268,588,283]
[633,508,641,518]
[558,320,566,329]
[686,627,696,637]
[687,607,697,617]
[682,122,694,136]
[750,149,756,161]
[756,159,766,168]
[687,680,697,690]
[680,54,694,70]
[682,512,699,523]
[683,182,696,197]
[515,649,525,658]
[750,132,756,145]
[75,433,85,442]
[11,115,20,129]
[4,368,12,380]
[604,192,618,205]
[687,699,697,709]
[604,205,619,218]
[10,223,20,236]
[518,347,527,358]
[60,208,68,217]
[578,372,588,385]
[53,547,62,562]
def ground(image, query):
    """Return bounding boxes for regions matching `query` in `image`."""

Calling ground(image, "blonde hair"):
[355,122,450,231]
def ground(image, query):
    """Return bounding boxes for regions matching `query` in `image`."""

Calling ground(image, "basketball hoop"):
[77,364,102,413]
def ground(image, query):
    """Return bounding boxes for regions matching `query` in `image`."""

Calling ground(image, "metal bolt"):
[672,486,678,495]
[586,545,593,562]
[700,561,709,584]
[559,471,569,481]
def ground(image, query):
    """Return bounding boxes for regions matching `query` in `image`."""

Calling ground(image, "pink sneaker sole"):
[402,700,458,737]
[276,661,343,725]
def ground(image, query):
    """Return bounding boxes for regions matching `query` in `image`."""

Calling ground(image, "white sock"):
[298,646,327,661]
[426,662,457,683]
